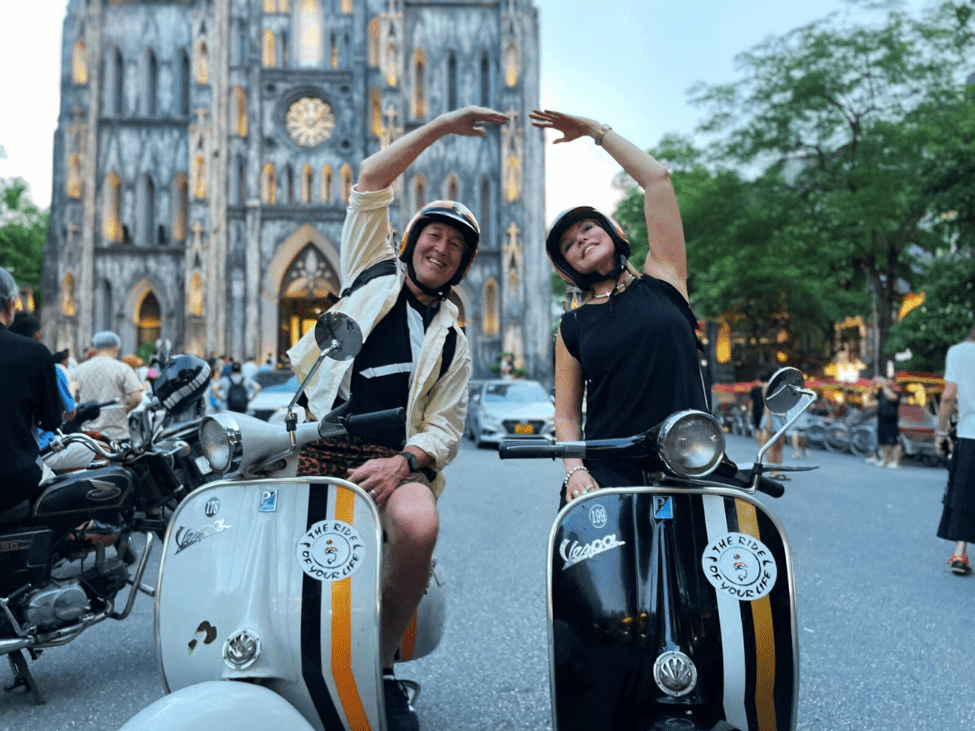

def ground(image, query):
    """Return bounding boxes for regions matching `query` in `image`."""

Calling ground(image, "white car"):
[466,379,555,448]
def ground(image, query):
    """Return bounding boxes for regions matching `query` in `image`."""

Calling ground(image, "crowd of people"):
[1,101,973,729]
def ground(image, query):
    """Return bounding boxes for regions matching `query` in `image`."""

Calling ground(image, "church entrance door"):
[277,244,340,357]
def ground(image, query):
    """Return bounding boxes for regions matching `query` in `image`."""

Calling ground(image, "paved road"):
[1,435,971,730]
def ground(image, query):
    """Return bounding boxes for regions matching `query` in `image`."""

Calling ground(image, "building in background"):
[42,0,550,382]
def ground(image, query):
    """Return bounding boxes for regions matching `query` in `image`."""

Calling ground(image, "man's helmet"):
[545,206,630,290]
[152,355,211,415]
[399,200,480,297]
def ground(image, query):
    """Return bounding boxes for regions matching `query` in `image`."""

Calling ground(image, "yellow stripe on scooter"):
[332,486,371,730]
[736,499,777,731]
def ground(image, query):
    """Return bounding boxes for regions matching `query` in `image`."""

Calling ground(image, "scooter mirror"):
[313,311,363,361]
[765,367,805,414]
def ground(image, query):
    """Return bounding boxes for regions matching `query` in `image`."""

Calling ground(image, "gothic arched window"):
[483,279,499,337]
[263,29,276,67]
[504,42,518,87]
[72,40,88,84]
[447,53,458,111]
[480,53,490,106]
[367,17,380,67]
[192,155,206,199]
[480,177,492,248]
[67,154,83,199]
[136,173,155,245]
[370,89,382,138]
[171,173,188,241]
[444,174,459,202]
[320,164,332,203]
[301,164,313,203]
[261,163,276,204]
[177,49,190,116]
[102,171,123,243]
[340,163,352,204]
[341,0,352,13]
[144,49,158,116]
[234,86,247,136]
[412,173,425,212]
[412,50,426,118]
[195,40,209,84]
[108,47,124,115]
[297,0,323,67]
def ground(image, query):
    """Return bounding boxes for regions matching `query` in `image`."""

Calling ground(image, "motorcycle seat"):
[0,499,30,524]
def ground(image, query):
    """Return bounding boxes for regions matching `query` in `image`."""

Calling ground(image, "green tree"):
[886,251,975,372]
[689,0,974,363]
[0,178,48,297]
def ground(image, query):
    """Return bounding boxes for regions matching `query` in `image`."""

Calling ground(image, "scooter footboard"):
[156,477,384,731]
[548,487,798,731]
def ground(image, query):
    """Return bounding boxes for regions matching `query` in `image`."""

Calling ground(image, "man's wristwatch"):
[398,451,419,473]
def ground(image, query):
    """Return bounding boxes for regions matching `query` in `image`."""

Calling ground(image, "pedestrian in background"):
[936,326,975,576]
[750,373,769,446]
[875,377,902,469]
[72,331,144,441]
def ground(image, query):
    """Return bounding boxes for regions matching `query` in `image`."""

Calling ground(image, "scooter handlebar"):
[342,408,406,436]
[754,474,785,498]
[498,439,565,460]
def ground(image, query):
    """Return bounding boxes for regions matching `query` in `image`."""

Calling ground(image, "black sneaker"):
[383,673,420,731]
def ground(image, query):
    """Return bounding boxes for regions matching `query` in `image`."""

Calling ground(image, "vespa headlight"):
[199,414,243,474]
[655,410,725,478]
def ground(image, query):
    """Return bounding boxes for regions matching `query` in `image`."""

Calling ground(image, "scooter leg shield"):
[548,488,798,731]
[118,681,318,730]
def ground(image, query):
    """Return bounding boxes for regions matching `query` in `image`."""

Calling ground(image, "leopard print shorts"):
[297,434,434,487]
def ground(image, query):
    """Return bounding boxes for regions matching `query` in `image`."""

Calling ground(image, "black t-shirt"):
[344,287,440,449]
[559,276,707,486]
[0,326,63,509]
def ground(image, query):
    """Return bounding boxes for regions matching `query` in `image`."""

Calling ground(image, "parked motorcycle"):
[498,367,816,731]
[0,356,212,704]
[119,312,445,731]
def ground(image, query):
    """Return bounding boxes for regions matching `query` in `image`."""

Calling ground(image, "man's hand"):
[347,456,409,509]
[936,435,952,458]
[440,106,509,137]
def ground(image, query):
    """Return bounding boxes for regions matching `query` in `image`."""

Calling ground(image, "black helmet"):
[545,206,630,290]
[152,355,211,415]
[399,200,480,298]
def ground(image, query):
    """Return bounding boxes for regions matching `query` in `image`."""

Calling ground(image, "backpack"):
[226,377,249,413]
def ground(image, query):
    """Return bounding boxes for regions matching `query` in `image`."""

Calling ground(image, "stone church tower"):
[43,0,549,382]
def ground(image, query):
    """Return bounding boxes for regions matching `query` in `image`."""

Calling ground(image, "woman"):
[529,109,708,507]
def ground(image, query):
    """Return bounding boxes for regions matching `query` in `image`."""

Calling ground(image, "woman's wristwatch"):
[593,123,611,146]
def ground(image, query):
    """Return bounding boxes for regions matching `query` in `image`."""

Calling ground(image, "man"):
[7,311,96,475]
[216,360,261,413]
[288,105,507,731]
[0,267,64,511]
[72,331,144,441]
[936,326,975,575]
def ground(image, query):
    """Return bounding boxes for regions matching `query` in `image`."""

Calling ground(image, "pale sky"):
[0,0,932,219]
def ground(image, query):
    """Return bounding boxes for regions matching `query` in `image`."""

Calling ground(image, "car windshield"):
[482,382,549,404]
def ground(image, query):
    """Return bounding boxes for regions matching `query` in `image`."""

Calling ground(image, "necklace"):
[591,272,635,300]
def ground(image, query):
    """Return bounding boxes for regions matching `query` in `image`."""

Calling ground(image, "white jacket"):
[287,185,471,497]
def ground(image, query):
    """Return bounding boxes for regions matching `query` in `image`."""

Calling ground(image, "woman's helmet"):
[399,200,480,298]
[152,355,211,415]
[545,206,630,290]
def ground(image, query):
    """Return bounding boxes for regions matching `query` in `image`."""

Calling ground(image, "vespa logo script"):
[86,478,123,502]
[174,519,232,555]
[560,533,626,570]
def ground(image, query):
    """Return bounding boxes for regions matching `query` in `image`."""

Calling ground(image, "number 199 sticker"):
[701,532,777,601]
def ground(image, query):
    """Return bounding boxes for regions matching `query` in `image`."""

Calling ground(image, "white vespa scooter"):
[120,312,445,731]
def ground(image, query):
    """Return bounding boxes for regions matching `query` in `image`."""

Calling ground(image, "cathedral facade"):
[43,0,550,382]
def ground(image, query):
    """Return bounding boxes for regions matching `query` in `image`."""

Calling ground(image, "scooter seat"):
[0,500,30,524]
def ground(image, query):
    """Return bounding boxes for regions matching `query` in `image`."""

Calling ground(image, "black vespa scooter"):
[499,367,815,731]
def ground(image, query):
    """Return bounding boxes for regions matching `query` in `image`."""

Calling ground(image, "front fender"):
[118,681,317,731]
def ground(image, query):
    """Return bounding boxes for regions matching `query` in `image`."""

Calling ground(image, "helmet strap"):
[405,261,449,301]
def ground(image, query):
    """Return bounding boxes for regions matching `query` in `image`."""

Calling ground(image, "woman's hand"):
[565,468,601,502]
[529,109,599,144]
[441,106,509,137]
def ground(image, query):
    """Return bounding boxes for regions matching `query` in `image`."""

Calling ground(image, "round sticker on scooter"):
[296,520,366,582]
[701,532,777,602]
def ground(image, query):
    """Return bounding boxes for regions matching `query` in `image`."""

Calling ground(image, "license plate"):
[513,423,535,435]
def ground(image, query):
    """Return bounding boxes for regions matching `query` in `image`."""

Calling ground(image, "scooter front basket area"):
[548,486,798,731]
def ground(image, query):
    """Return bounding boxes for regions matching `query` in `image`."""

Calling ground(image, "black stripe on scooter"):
[300,484,345,731]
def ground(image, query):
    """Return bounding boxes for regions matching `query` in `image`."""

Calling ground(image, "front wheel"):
[849,427,876,457]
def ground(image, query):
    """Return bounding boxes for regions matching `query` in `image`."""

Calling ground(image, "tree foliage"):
[0,178,48,296]
[612,0,975,378]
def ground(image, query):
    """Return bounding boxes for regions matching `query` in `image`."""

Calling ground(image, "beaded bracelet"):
[562,465,590,489]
